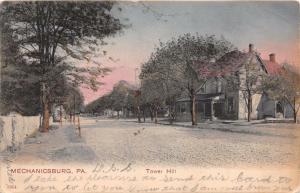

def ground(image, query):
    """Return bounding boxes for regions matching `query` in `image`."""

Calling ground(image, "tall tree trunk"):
[41,83,50,132]
[155,107,158,124]
[168,105,172,124]
[293,97,297,123]
[117,111,119,119]
[73,95,76,123]
[247,92,252,122]
[137,106,141,123]
[137,96,141,123]
[191,89,197,125]
[169,103,175,125]
[42,101,50,132]
[293,111,297,123]
[150,107,154,121]
[143,109,146,122]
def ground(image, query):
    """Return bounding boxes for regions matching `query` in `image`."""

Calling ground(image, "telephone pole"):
[73,95,76,123]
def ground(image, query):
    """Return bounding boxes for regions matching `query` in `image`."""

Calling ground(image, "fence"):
[0,113,40,152]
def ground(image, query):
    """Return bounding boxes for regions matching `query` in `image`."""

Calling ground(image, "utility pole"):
[73,95,76,124]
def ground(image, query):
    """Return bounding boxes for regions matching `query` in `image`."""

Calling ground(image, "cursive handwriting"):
[92,162,133,173]
[2,165,297,193]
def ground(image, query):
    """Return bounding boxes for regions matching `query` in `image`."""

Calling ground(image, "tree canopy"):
[0,1,125,130]
[84,80,136,117]
[139,34,235,124]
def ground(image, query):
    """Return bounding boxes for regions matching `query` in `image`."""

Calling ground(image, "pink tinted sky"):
[82,1,299,104]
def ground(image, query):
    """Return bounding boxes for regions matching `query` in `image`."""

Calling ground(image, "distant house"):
[52,104,65,122]
[175,44,293,122]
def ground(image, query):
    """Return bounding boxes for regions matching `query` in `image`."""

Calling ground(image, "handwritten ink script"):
[0,163,299,193]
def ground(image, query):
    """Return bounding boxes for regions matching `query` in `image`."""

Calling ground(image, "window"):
[217,79,222,93]
[204,102,211,117]
[180,103,186,113]
[228,97,234,113]
[197,102,204,113]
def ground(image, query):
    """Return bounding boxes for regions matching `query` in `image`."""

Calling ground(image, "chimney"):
[269,53,276,62]
[249,44,254,53]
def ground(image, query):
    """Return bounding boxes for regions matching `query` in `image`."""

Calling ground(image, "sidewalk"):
[128,117,299,139]
[3,122,97,164]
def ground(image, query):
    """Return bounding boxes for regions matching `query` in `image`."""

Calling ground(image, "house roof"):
[215,50,248,75]
[192,50,248,78]
[192,46,284,78]
[262,60,283,75]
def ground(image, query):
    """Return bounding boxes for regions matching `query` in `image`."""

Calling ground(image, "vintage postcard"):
[0,1,300,193]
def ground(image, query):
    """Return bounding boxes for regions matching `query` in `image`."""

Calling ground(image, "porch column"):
[211,100,216,121]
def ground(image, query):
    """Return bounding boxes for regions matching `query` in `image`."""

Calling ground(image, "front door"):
[213,102,223,118]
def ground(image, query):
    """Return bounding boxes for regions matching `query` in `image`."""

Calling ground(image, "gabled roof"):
[193,48,283,78]
[192,50,248,78]
[254,54,268,73]
[262,60,283,75]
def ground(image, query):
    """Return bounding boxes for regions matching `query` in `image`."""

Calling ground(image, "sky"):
[82,1,300,104]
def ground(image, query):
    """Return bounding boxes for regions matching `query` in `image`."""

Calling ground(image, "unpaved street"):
[5,118,300,168]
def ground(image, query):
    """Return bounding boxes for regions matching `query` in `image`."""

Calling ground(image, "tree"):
[109,80,132,118]
[62,86,84,120]
[84,80,137,118]
[140,53,182,124]
[140,34,234,125]
[261,64,300,123]
[218,50,263,122]
[242,58,264,122]
[1,2,124,131]
[0,14,42,115]
[85,94,112,115]
[123,89,136,118]
[140,77,165,123]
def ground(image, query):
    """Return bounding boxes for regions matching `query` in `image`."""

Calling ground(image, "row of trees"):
[85,80,166,122]
[0,2,125,131]
[85,80,136,118]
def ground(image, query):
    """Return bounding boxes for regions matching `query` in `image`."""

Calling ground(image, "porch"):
[175,93,233,122]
